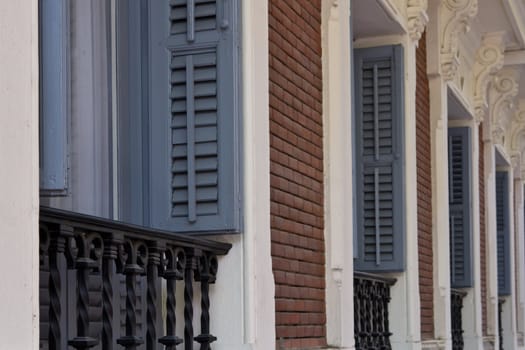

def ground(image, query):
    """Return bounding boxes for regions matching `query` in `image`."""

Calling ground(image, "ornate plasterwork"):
[511,152,521,170]
[440,0,478,81]
[492,126,506,146]
[510,101,525,152]
[472,32,505,124]
[407,0,429,42]
[516,100,525,123]
[490,69,520,145]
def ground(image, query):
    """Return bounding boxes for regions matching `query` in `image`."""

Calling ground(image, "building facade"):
[2,0,525,349]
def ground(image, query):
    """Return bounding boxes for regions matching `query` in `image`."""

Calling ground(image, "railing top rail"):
[354,271,397,285]
[40,206,232,255]
[450,288,468,298]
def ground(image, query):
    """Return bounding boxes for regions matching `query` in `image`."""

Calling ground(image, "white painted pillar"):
[513,177,525,347]
[429,76,452,349]
[0,1,40,349]
[427,2,452,346]
[483,137,499,347]
[502,166,518,350]
[322,0,355,348]
[464,120,484,350]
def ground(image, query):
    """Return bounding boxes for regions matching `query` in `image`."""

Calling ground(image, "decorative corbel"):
[407,0,429,42]
[472,32,505,124]
[511,153,521,171]
[492,126,505,146]
[490,69,520,145]
[510,100,525,155]
[440,0,478,81]
[516,99,525,123]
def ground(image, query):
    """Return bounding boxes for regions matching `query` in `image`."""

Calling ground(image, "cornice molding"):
[440,0,478,81]
[407,0,429,42]
[472,32,506,124]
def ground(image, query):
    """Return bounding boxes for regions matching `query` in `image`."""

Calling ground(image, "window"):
[39,0,68,193]
[496,171,511,295]
[353,45,405,272]
[448,127,473,288]
[39,0,242,235]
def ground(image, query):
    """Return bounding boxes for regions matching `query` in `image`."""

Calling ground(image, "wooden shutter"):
[148,0,242,234]
[496,171,511,295]
[448,127,473,288]
[40,0,68,193]
[353,45,405,272]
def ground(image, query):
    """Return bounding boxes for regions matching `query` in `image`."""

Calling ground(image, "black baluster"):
[39,224,50,268]
[159,247,185,349]
[353,277,360,349]
[39,224,50,350]
[381,281,392,349]
[194,254,218,350]
[68,232,102,350]
[184,249,199,350]
[47,225,72,350]
[102,235,122,350]
[117,240,147,350]
[146,242,163,350]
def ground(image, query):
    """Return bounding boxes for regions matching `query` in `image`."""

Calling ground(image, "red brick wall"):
[480,124,487,335]
[269,1,326,348]
[416,32,434,340]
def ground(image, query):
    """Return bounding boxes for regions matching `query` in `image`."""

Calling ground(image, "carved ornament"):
[490,69,520,132]
[440,0,478,81]
[472,32,505,124]
[407,0,429,42]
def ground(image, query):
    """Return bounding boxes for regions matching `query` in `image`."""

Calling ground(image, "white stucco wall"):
[0,1,39,349]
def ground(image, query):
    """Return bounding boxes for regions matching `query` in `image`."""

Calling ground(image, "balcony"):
[354,272,396,350]
[39,206,231,350]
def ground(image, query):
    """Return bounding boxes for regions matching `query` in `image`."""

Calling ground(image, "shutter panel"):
[149,0,242,234]
[354,45,405,272]
[40,0,68,192]
[447,127,473,288]
[496,171,511,295]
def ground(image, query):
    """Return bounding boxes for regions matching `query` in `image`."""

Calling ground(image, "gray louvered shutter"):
[40,0,68,193]
[447,127,473,288]
[353,45,405,272]
[149,0,242,234]
[496,171,511,295]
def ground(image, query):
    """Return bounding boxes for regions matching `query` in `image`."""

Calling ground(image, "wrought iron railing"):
[450,289,467,350]
[354,272,396,350]
[39,206,231,350]
[499,297,505,350]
